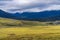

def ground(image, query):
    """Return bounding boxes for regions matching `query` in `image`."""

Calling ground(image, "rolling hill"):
[0,17,47,27]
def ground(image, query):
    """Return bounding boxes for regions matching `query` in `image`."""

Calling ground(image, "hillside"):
[0,17,48,27]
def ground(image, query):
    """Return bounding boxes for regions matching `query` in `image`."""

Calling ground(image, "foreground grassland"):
[0,26,60,40]
[0,18,60,40]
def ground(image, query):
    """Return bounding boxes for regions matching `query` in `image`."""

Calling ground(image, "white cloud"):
[0,0,60,13]
[45,5,60,10]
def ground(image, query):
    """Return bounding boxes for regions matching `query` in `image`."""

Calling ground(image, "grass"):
[0,25,60,40]
[0,17,50,27]
[0,17,60,40]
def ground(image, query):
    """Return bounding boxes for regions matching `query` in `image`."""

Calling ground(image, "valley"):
[0,17,60,40]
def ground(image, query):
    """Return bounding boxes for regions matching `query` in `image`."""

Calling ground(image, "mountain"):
[0,9,60,21]
[14,10,60,21]
[0,10,15,18]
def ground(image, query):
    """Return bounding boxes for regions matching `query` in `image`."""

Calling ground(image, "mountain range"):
[0,10,60,21]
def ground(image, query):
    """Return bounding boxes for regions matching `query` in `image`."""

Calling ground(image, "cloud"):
[0,0,60,13]
[0,0,12,1]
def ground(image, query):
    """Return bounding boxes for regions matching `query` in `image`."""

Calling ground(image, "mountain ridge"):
[0,9,60,21]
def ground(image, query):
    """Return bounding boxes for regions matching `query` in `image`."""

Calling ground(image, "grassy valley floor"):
[0,18,60,40]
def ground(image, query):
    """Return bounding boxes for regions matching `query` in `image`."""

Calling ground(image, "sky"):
[0,0,60,13]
